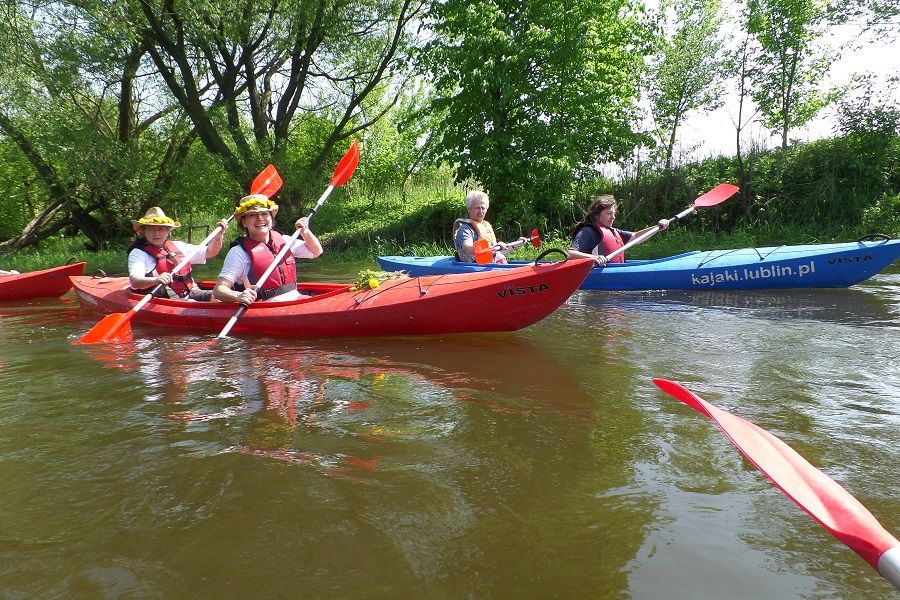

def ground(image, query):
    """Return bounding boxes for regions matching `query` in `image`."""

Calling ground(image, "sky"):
[670,14,899,162]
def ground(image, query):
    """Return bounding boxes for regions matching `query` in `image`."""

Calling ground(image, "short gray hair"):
[465,190,489,210]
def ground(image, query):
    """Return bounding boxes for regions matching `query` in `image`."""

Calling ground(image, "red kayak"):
[71,259,593,337]
[0,262,86,301]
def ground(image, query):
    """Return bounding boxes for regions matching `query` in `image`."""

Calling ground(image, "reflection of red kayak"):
[0,262,86,301]
[70,259,592,337]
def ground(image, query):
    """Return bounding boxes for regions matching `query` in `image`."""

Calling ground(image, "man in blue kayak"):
[453,191,527,263]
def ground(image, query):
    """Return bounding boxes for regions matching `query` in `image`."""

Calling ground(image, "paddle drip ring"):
[92,269,107,278]
[857,233,890,242]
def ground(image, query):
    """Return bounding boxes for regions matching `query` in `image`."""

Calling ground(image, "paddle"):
[653,378,900,591]
[76,165,284,345]
[603,183,738,263]
[473,228,541,265]
[216,139,361,339]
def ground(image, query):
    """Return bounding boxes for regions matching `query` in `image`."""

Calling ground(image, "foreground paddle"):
[473,228,541,265]
[653,378,900,591]
[217,139,361,339]
[604,183,738,262]
[76,165,284,345]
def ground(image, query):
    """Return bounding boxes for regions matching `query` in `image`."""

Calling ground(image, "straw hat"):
[234,194,279,219]
[132,207,180,233]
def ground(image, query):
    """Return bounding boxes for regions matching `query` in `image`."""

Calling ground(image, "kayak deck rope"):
[696,245,784,268]
[351,277,420,306]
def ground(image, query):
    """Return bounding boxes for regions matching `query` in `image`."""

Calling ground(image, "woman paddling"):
[568,195,669,266]
[128,207,228,301]
[453,190,527,264]
[213,194,323,304]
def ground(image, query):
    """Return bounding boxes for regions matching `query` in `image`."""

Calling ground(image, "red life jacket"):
[596,225,626,263]
[238,231,298,300]
[128,238,194,297]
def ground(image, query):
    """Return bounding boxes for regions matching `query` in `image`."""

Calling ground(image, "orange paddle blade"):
[655,378,900,576]
[473,239,493,264]
[530,227,541,248]
[331,139,360,187]
[76,312,134,345]
[251,164,283,198]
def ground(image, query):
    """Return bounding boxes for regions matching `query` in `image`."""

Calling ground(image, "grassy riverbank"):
[2,221,893,277]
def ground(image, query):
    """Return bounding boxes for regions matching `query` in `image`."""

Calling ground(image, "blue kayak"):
[377,238,900,290]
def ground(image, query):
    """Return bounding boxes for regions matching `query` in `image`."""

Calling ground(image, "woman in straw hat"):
[213,194,322,304]
[128,207,229,301]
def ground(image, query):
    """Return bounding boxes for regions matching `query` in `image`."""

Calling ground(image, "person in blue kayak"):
[127,206,228,300]
[568,194,669,266]
[213,194,323,304]
[453,190,527,263]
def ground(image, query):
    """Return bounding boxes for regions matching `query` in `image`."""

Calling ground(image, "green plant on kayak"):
[351,269,407,291]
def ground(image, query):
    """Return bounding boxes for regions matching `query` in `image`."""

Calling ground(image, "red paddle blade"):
[654,378,900,571]
[530,228,541,248]
[251,164,283,198]
[76,312,134,345]
[694,183,739,207]
[331,139,360,187]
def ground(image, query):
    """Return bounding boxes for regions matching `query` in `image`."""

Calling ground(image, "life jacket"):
[127,238,194,297]
[573,222,626,263]
[234,231,298,300]
[453,219,498,262]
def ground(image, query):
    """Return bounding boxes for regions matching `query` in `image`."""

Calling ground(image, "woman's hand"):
[295,217,309,232]
[594,255,609,267]
[658,218,670,230]
[215,219,229,239]
[237,287,257,304]
[156,272,173,285]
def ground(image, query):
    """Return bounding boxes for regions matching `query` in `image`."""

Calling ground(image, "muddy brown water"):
[1,261,898,598]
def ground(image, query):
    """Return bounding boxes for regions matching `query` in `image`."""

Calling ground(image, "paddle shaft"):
[880,548,900,590]
[603,204,696,262]
[478,236,537,255]
[217,185,334,338]
[494,233,538,252]
[129,216,234,312]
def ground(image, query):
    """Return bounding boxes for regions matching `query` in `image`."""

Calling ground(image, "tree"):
[647,0,725,171]
[746,0,841,150]
[0,0,425,249]
[0,1,198,250]
[131,0,425,213]
[422,0,651,225]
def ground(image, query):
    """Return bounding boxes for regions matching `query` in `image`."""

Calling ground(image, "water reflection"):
[571,285,898,328]
[83,333,656,595]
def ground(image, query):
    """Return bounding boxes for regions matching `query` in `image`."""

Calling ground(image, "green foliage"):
[745,0,841,148]
[422,0,651,227]
[648,0,726,169]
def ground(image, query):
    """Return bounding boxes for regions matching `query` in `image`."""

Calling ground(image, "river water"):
[1,261,898,599]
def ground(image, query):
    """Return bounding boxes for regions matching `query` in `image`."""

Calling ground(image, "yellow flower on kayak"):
[351,269,407,291]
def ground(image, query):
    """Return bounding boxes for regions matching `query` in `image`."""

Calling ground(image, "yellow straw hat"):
[132,207,180,233]
[235,194,279,219]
